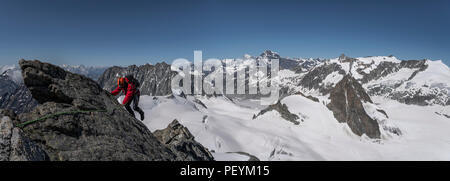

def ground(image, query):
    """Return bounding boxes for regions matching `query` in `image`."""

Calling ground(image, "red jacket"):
[111,78,137,105]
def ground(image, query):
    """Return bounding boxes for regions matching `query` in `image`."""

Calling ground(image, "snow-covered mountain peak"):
[260,50,281,59]
[243,54,254,59]
[356,55,401,64]
[0,64,22,83]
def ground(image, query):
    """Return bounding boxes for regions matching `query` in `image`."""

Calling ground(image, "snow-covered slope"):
[364,59,450,105]
[114,52,449,161]
[134,94,450,160]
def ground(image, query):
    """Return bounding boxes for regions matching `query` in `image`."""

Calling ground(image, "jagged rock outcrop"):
[98,63,175,96]
[0,64,109,114]
[0,84,38,114]
[0,74,18,96]
[15,59,212,161]
[253,100,300,125]
[153,120,214,161]
[0,73,37,114]
[327,75,381,139]
[0,109,48,161]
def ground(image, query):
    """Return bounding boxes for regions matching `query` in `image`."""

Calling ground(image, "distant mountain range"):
[2,51,449,114]
[1,51,449,160]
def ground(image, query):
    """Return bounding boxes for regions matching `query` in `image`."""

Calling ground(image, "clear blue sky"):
[1,0,449,66]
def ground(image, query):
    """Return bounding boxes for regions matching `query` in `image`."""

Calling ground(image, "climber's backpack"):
[125,75,140,89]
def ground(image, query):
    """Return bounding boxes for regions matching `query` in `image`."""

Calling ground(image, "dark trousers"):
[125,90,145,120]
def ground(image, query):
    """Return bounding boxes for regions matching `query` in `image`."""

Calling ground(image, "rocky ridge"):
[0,59,213,161]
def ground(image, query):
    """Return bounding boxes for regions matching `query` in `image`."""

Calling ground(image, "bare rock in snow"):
[327,75,381,138]
[153,119,214,161]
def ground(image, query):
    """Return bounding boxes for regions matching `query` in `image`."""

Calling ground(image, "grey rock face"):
[0,109,48,161]
[0,84,38,114]
[0,73,37,114]
[0,111,14,161]
[298,63,346,94]
[327,75,381,139]
[153,120,214,161]
[98,63,175,96]
[16,59,212,161]
[0,74,18,96]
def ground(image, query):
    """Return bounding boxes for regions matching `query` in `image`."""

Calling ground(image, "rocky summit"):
[0,59,213,161]
[327,74,381,139]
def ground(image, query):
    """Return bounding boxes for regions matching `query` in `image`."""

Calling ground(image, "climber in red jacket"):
[111,75,145,121]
